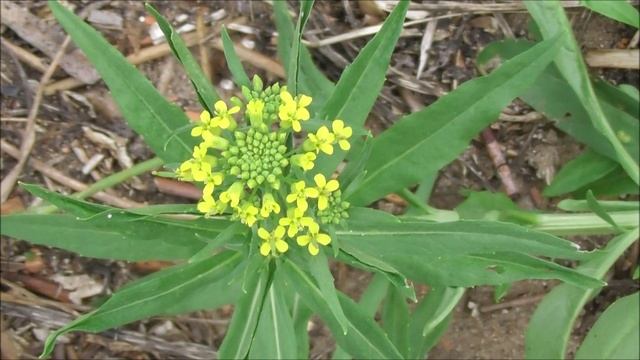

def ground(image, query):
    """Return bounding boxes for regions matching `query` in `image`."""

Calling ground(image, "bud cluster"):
[174,75,353,257]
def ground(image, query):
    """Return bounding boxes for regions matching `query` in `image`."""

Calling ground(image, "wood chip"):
[0,1,100,84]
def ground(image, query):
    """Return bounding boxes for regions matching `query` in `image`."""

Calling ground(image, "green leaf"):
[189,222,248,263]
[41,251,242,357]
[558,199,640,212]
[218,256,271,359]
[573,167,640,196]
[525,228,640,359]
[348,35,562,205]
[305,250,349,334]
[381,285,409,357]
[48,1,195,163]
[544,150,619,197]
[477,40,639,171]
[455,191,522,220]
[273,0,334,113]
[575,292,639,359]
[249,267,298,360]
[280,258,403,359]
[338,217,602,288]
[525,1,639,185]
[332,273,389,360]
[315,0,409,176]
[146,4,219,113]
[407,287,464,359]
[585,190,622,231]
[287,0,315,94]
[221,26,251,88]
[581,0,639,28]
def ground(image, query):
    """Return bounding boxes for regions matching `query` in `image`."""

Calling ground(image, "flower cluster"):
[177,76,352,257]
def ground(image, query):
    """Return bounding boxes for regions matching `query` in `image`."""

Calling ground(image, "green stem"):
[529,210,639,236]
[33,157,164,213]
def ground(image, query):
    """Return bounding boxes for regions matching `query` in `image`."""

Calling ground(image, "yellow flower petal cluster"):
[174,76,351,257]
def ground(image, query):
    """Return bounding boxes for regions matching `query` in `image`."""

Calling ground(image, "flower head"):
[304,126,335,155]
[219,181,244,207]
[297,222,331,256]
[258,225,289,256]
[279,90,312,132]
[197,194,217,216]
[278,207,316,237]
[286,181,319,212]
[291,152,316,172]
[313,174,339,210]
[246,99,265,126]
[211,100,240,129]
[260,193,281,218]
[332,120,352,151]
[189,144,216,181]
[191,110,222,140]
[236,201,259,226]
[203,172,224,197]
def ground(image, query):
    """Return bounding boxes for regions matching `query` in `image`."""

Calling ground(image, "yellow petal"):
[332,119,344,132]
[229,106,240,114]
[203,183,214,197]
[257,228,270,240]
[297,198,308,212]
[308,242,319,256]
[191,126,203,137]
[298,94,312,107]
[214,100,227,113]
[292,120,302,132]
[318,196,328,211]
[296,108,310,121]
[320,143,334,155]
[287,225,298,238]
[297,235,310,246]
[305,188,319,198]
[339,140,351,151]
[275,226,286,239]
[317,233,332,246]
[326,179,339,192]
[275,239,289,253]
[279,217,291,226]
[281,91,294,104]
[260,242,271,256]
[286,193,297,203]
[314,174,326,188]
[200,110,211,123]
[342,126,353,138]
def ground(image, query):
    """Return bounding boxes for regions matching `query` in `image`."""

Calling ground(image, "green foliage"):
[348,36,562,205]
[575,292,639,359]
[41,251,242,356]
[4,2,638,359]
[581,0,640,28]
[146,4,219,113]
[525,1,639,185]
[525,228,639,359]
[48,1,195,164]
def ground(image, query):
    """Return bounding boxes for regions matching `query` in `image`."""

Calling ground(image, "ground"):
[1,1,638,359]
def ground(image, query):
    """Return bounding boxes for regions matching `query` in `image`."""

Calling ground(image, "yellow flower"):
[278,90,312,132]
[176,159,195,181]
[197,194,217,216]
[313,174,339,210]
[331,119,352,151]
[304,126,335,155]
[219,181,244,207]
[191,110,223,141]
[246,99,265,126]
[203,172,224,197]
[236,201,259,226]
[260,193,281,218]
[190,144,216,181]
[286,181,319,212]
[211,100,240,129]
[291,152,316,171]
[258,225,289,256]
[279,207,316,237]
[296,222,331,256]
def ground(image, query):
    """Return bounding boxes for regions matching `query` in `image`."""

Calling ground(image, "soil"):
[1,1,638,359]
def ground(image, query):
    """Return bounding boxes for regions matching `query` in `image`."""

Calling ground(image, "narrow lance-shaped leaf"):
[48,1,195,163]
[575,292,639,360]
[249,267,298,360]
[280,258,403,359]
[221,26,251,88]
[338,215,602,288]
[347,35,562,205]
[525,228,640,359]
[544,150,618,197]
[218,256,271,359]
[306,250,349,333]
[525,0,639,185]
[41,251,242,357]
[581,0,639,28]
[146,4,219,113]
[381,285,410,357]
[315,0,409,176]
[287,0,315,94]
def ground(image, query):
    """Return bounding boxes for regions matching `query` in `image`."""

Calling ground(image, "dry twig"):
[1,37,71,203]
[482,128,519,198]
[585,49,640,69]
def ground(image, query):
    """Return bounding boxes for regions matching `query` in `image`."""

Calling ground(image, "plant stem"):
[529,210,639,236]
[33,157,163,213]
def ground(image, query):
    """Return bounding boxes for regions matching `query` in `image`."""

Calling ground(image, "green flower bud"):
[267,174,276,183]
[256,175,265,184]
[230,166,241,175]
[241,85,252,99]
[247,179,257,189]
[252,75,263,91]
